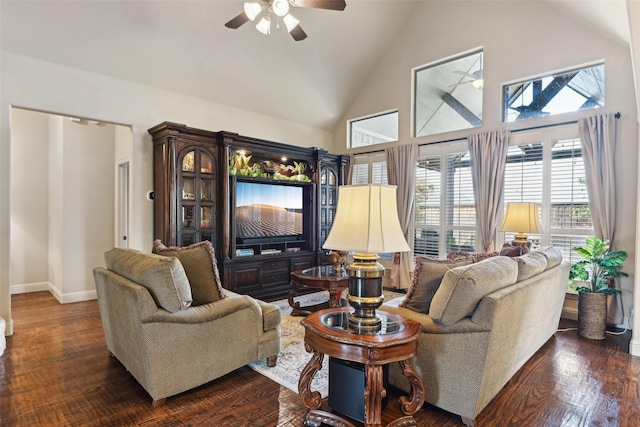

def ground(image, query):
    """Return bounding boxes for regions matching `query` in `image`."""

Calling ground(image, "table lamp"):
[499,202,542,253]
[323,184,410,333]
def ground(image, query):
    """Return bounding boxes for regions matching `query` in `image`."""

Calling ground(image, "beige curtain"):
[345,154,354,185]
[578,114,618,244]
[578,114,620,323]
[385,144,418,289]
[468,130,510,252]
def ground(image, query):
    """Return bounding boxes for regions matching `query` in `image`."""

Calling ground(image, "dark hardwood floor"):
[1,291,639,426]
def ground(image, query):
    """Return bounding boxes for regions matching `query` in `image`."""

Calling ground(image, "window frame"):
[347,109,399,149]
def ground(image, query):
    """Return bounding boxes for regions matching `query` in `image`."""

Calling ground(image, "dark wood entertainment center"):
[148,122,347,300]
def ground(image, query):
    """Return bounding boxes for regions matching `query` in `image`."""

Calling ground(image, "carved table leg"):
[288,282,301,310]
[364,365,385,427]
[305,410,357,427]
[298,342,324,410]
[397,359,425,415]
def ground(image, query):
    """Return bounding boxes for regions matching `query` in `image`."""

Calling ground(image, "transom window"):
[348,110,398,149]
[503,62,604,122]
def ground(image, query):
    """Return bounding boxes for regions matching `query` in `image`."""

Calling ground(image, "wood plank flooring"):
[1,291,639,426]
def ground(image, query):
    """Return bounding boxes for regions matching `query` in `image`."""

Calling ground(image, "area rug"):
[248,290,405,398]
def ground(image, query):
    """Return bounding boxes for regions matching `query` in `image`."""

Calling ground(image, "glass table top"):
[319,310,405,336]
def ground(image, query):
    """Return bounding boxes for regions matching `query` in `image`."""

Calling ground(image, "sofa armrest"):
[141,294,261,324]
[256,300,281,332]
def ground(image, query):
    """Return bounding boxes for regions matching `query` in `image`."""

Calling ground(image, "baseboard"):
[10,282,97,304]
[562,292,578,321]
[561,306,578,321]
[630,339,640,357]
[10,281,51,294]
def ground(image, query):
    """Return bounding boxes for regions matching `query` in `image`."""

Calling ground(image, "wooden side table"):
[299,308,425,427]
[289,265,349,316]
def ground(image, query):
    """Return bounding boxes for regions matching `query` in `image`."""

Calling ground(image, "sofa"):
[380,247,569,426]
[93,244,281,406]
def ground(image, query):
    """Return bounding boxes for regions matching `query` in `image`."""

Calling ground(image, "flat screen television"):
[235,180,305,243]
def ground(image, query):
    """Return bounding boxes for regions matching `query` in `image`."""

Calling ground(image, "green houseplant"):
[569,235,627,340]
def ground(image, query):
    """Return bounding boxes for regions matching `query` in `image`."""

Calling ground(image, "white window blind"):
[445,152,476,253]
[412,141,475,258]
[414,156,441,256]
[504,126,593,262]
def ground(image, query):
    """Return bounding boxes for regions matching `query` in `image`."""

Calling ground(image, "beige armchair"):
[93,247,280,406]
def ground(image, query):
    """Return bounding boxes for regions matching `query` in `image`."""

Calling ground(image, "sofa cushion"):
[401,257,472,313]
[104,248,192,312]
[514,251,547,281]
[153,240,226,306]
[535,246,563,270]
[429,256,518,326]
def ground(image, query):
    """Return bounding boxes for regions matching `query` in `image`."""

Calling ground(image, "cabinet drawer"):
[263,270,290,285]
[263,259,288,271]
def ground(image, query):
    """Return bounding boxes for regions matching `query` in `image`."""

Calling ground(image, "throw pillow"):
[400,257,473,313]
[429,256,518,326]
[446,251,473,262]
[153,240,226,306]
[472,251,499,263]
[104,248,192,313]
[500,242,526,257]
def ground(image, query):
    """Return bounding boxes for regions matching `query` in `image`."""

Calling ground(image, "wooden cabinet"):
[225,254,314,300]
[149,122,346,300]
[148,122,223,249]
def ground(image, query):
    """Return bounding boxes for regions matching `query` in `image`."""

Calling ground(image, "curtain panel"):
[578,114,618,245]
[468,130,510,252]
[385,144,418,289]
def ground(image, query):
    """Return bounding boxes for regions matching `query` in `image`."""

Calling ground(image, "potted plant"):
[569,235,627,340]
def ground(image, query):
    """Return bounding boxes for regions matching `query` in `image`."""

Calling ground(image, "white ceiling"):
[0,0,630,131]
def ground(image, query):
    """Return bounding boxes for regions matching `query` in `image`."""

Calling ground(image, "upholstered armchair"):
[93,244,281,406]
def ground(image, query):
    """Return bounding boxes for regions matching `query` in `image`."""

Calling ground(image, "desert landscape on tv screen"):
[236,204,302,238]
[236,183,303,238]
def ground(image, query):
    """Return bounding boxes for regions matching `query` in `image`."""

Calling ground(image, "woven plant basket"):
[577,291,607,340]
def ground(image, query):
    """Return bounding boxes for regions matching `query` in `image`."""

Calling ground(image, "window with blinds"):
[413,141,475,258]
[352,155,388,185]
[354,123,592,263]
[504,127,593,262]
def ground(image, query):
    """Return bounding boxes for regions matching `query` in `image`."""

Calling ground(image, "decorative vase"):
[577,291,607,340]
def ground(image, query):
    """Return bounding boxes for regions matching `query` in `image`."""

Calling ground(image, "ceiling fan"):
[225,0,347,41]
[452,69,484,89]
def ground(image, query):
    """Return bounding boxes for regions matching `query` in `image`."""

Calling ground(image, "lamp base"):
[346,253,384,334]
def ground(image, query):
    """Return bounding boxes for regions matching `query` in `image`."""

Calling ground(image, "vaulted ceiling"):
[0,1,630,131]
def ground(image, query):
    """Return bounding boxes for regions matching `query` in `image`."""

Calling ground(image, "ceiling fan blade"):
[225,12,250,29]
[291,0,347,11]
[290,24,308,41]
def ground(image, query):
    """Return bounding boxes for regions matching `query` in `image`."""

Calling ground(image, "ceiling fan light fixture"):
[244,2,262,21]
[256,15,271,35]
[272,0,290,17]
[283,13,300,32]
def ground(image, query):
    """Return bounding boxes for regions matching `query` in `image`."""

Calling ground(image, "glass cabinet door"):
[178,148,216,244]
[320,165,339,247]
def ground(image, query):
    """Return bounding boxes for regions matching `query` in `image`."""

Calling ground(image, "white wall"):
[10,109,50,288]
[627,0,640,356]
[11,109,117,302]
[0,51,333,334]
[59,118,116,299]
[334,1,638,337]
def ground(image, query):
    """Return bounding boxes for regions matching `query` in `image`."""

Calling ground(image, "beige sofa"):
[93,247,281,406]
[381,247,569,426]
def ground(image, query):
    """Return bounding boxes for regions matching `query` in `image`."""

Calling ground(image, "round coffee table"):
[298,307,425,427]
[289,265,349,316]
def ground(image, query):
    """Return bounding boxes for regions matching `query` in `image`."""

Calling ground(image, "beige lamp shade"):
[499,202,543,235]
[323,184,410,254]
